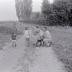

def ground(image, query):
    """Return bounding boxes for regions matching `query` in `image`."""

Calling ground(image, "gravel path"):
[0,34,66,72]
[29,47,66,72]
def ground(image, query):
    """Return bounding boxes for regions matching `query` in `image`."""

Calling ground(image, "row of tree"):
[15,0,72,26]
[15,0,32,21]
[41,0,72,26]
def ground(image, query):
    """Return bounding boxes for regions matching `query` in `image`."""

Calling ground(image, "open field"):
[0,21,22,49]
[0,25,66,72]
[0,22,72,72]
[48,26,72,72]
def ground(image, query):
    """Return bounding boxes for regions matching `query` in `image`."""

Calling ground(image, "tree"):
[15,0,32,21]
[42,0,72,26]
[52,1,69,26]
[42,0,52,25]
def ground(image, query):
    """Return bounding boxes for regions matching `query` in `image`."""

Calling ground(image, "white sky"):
[0,0,53,21]
[32,0,54,12]
[0,0,18,21]
[32,0,43,12]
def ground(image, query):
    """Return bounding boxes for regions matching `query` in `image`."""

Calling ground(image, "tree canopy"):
[42,0,72,26]
[15,0,32,21]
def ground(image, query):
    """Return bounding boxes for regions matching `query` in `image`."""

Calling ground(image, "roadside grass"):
[0,33,11,49]
[48,26,72,72]
[0,22,23,49]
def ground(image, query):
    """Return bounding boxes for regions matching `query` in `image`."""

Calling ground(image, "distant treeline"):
[22,0,72,26]
[16,0,72,26]
[41,0,72,26]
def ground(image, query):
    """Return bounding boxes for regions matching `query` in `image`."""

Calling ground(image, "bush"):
[42,0,72,26]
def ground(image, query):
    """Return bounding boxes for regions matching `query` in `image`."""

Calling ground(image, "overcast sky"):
[0,0,18,21]
[0,0,53,21]
[32,0,43,12]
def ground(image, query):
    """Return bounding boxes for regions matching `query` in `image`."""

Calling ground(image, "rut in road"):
[29,47,66,72]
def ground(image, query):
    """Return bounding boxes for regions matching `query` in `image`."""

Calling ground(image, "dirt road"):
[29,47,66,72]
[0,34,66,72]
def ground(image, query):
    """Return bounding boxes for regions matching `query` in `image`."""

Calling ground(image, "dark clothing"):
[12,33,16,40]
[36,38,44,47]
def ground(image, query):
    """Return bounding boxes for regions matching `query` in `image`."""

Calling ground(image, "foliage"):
[15,0,32,21]
[42,0,72,26]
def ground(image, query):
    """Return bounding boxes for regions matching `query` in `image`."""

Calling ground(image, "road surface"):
[0,34,66,72]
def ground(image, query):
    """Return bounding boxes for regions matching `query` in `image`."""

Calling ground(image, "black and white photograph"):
[0,0,72,72]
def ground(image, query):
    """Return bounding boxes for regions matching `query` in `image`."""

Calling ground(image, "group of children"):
[11,25,52,48]
[24,26,52,47]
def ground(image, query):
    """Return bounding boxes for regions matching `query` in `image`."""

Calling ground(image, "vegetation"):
[41,0,72,26]
[15,0,32,21]
[48,26,72,72]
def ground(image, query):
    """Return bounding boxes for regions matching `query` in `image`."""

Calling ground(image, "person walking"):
[24,27,31,47]
[11,32,17,48]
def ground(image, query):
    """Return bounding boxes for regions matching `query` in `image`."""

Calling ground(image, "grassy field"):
[48,26,72,72]
[0,22,72,72]
[0,22,22,49]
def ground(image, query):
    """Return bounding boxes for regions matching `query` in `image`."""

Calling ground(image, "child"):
[24,27,30,47]
[11,32,17,47]
[35,26,44,47]
[43,27,52,47]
